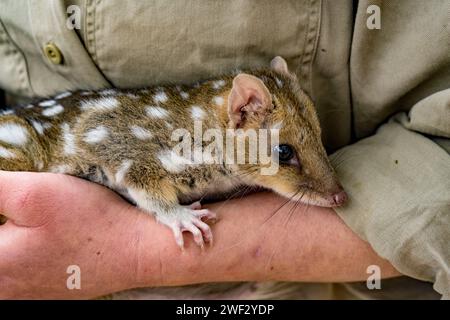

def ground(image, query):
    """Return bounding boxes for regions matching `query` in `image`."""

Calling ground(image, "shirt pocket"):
[0,19,33,97]
[0,0,110,98]
[88,0,320,89]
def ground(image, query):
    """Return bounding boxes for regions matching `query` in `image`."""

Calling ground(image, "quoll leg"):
[127,188,217,249]
[156,201,217,249]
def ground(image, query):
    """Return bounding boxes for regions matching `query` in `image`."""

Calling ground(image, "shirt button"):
[43,43,63,65]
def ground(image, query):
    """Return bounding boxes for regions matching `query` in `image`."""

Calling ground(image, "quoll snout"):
[324,186,348,207]
[331,189,348,206]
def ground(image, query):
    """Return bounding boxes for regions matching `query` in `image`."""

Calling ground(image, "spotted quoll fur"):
[0,57,344,248]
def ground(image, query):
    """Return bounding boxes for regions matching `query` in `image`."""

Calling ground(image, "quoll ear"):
[227,73,272,128]
[270,56,290,75]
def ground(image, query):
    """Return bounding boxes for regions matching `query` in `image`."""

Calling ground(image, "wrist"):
[93,205,160,295]
[132,200,279,287]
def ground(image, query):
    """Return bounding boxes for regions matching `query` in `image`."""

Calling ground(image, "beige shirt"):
[0,0,449,299]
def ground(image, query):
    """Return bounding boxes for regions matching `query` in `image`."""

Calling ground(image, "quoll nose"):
[332,190,348,206]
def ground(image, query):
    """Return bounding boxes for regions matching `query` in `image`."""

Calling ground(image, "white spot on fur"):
[271,121,283,130]
[157,149,193,173]
[130,125,153,140]
[213,96,224,106]
[50,164,72,174]
[165,122,173,130]
[42,104,64,117]
[180,91,189,100]
[115,160,133,184]
[153,91,168,104]
[30,120,45,135]
[190,105,205,120]
[41,122,52,132]
[84,126,109,144]
[275,77,283,88]
[35,161,44,170]
[0,109,14,116]
[146,106,169,119]
[80,97,119,111]
[0,123,29,146]
[54,91,72,99]
[39,100,56,107]
[212,80,225,89]
[25,104,34,109]
[126,93,139,99]
[99,88,117,95]
[80,91,93,96]
[0,146,15,158]
[61,123,76,155]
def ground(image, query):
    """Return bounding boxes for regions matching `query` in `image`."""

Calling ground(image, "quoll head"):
[225,56,347,207]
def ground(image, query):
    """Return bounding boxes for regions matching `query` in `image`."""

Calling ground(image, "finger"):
[0,170,52,224]
[0,219,17,238]
[0,170,25,219]
[0,219,24,249]
[0,170,130,227]
[0,224,29,271]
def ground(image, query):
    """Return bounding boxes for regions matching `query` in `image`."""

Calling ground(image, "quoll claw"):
[188,201,202,210]
[192,208,217,222]
[158,203,217,250]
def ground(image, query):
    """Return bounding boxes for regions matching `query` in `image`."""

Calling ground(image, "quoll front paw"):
[157,202,217,249]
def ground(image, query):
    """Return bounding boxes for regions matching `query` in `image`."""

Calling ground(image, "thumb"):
[0,170,55,227]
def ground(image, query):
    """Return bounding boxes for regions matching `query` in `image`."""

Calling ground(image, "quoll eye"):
[274,144,295,162]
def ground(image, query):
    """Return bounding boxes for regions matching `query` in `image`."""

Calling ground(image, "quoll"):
[0,57,347,248]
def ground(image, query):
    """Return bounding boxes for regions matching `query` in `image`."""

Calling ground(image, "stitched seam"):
[296,2,311,81]
[0,18,34,96]
[307,0,322,98]
[85,0,98,64]
[297,0,321,95]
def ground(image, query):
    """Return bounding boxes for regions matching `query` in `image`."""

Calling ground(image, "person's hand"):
[0,171,400,299]
[0,170,156,299]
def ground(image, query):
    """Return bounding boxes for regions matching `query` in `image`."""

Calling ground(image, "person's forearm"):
[133,192,400,288]
[0,170,400,299]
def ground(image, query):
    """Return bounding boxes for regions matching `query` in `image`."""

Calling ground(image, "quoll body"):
[0,57,347,248]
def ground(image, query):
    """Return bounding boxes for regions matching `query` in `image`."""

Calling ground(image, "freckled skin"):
[0,57,345,248]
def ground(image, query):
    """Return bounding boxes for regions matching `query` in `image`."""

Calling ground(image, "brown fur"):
[0,57,346,299]
[0,59,344,233]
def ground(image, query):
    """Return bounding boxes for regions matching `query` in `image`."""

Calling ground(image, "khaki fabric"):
[1,0,351,150]
[350,0,450,139]
[332,117,450,299]
[0,0,449,299]
[0,1,108,97]
[332,0,450,299]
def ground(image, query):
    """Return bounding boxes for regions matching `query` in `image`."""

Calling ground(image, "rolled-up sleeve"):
[332,92,450,298]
